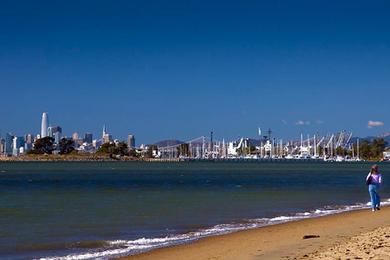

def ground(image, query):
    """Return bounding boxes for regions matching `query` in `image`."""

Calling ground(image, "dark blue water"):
[0,161,388,259]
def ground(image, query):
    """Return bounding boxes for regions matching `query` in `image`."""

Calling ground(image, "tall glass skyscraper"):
[41,112,49,138]
[84,133,93,144]
[5,133,13,155]
[127,134,135,149]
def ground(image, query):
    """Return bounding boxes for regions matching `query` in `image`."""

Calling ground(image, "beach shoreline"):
[2,161,389,259]
[120,207,390,260]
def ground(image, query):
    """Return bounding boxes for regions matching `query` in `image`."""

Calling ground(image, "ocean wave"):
[38,199,389,260]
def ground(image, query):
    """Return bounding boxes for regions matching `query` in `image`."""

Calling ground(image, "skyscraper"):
[0,138,5,154]
[102,125,107,139]
[102,125,112,143]
[72,132,79,141]
[12,136,24,156]
[24,134,33,152]
[84,133,93,144]
[5,133,13,155]
[41,112,49,138]
[48,126,62,144]
[127,134,135,149]
[24,134,33,144]
[103,134,112,144]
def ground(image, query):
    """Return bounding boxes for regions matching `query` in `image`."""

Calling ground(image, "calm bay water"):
[0,161,389,259]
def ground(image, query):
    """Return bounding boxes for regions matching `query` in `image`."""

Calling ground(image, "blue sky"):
[0,0,389,144]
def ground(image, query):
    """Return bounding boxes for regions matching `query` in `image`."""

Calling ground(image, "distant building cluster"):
[1,113,388,162]
[0,112,136,157]
[0,133,33,157]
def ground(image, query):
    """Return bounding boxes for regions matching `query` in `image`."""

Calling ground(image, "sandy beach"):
[121,207,390,260]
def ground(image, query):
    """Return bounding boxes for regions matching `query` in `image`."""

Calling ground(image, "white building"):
[41,112,49,138]
[12,136,19,156]
[93,139,102,149]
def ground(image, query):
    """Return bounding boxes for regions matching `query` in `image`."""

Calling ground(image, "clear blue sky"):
[0,0,389,144]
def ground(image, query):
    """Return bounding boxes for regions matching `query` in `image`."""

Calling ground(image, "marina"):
[156,130,365,162]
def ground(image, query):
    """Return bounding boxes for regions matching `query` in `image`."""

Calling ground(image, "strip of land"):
[0,155,148,161]
[121,207,390,260]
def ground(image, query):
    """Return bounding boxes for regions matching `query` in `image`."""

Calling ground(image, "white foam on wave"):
[366,199,390,207]
[38,198,389,260]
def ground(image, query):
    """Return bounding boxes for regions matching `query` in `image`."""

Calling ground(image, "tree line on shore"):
[354,138,388,160]
[27,137,76,155]
[26,137,139,157]
[333,138,387,161]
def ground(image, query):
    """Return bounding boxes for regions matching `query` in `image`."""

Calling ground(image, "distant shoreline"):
[0,155,181,162]
[0,155,135,162]
[0,155,383,163]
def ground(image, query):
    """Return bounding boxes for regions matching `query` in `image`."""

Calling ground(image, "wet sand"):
[120,207,390,260]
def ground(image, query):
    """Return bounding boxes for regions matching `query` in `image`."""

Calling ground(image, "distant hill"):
[350,135,390,147]
[381,132,390,138]
[154,140,184,147]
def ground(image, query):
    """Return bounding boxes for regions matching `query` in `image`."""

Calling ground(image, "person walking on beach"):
[366,165,382,212]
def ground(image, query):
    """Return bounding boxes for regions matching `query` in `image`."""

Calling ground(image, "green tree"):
[145,145,158,158]
[359,140,371,160]
[236,147,244,156]
[32,137,55,154]
[115,142,128,156]
[358,138,388,160]
[237,146,255,156]
[59,138,75,154]
[318,146,324,156]
[97,143,116,154]
[128,148,138,157]
[371,138,387,159]
[335,147,347,156]
[97,142,129,156]
[177,143,190,157]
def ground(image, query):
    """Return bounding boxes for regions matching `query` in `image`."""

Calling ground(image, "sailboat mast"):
[357,138,360,160]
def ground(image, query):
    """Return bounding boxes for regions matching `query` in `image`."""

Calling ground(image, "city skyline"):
[0,1,389,144]
[1,111,388,161]
[0,111,388,146]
